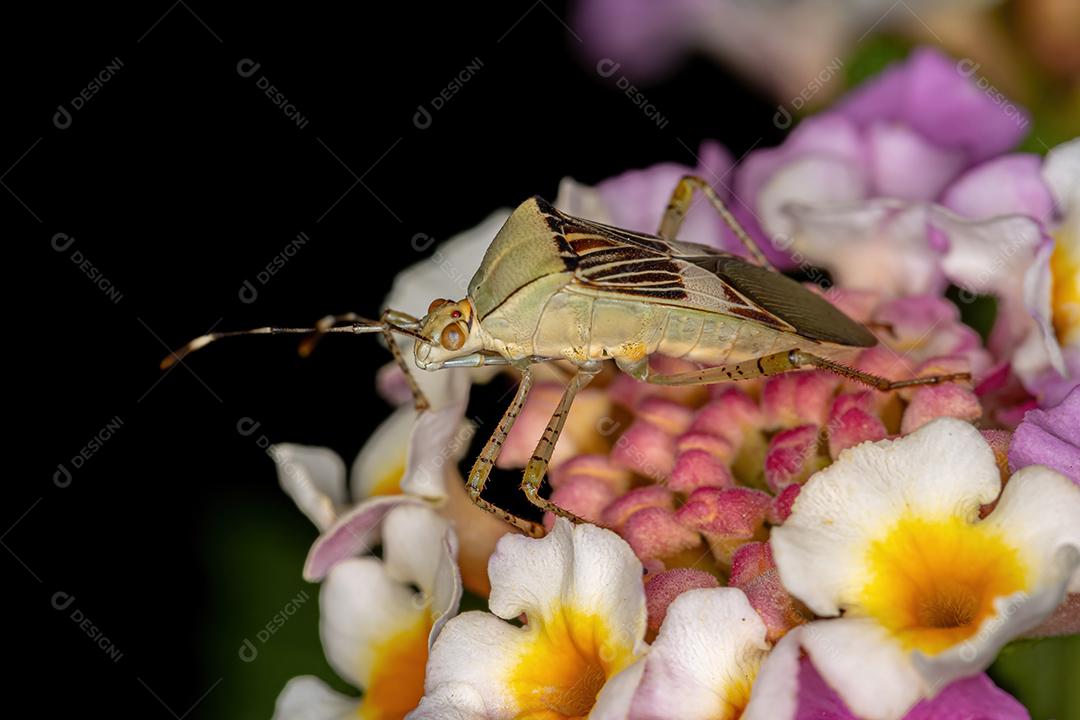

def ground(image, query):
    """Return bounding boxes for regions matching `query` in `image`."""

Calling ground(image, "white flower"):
[411,519,648,719]
[274,377,501,587]
[767,417,1080,719]
[273,503,462,720]
[611,588,770,720]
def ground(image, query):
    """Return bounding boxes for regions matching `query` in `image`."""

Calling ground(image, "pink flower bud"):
[622,506,704,563]
[764,424,827,492]
[769,483,801,524]
[729,542,809,642]
[900,383,982,435]
[842,346,906,413]
[761,371,839,430]
[549,454,631,493]
[898,356,972,402]
[601,485,675,530]
[668,449,735,493]
[826,393,888,459]
[543,474,618,530]
[611,419,677,481]
[608,373,648,411]
[689,387,763,446]
[644,568,720,639]
[636,397,695,435]
[676,486,771,565]
[675,431,735,461]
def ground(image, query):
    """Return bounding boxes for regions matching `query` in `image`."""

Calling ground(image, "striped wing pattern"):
[537,201,793,331]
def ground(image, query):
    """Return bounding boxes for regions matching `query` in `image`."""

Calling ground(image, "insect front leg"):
[658,174,775,270]
[644,349,971,390]
[298,310,431,411]
[465,367,546,538]
[520,363,601,523]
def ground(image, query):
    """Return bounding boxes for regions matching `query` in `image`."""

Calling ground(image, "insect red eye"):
[428,298,449,314]
[451,310,461,319]
[440,324,465,351]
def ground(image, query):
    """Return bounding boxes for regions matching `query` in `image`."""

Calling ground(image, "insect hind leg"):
[658,174,775,270]
[644,349,971,391]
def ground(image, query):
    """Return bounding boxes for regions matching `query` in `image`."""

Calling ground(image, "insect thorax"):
[467,197,572,323]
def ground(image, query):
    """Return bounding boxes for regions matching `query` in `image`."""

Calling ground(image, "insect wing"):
[551,207,875,348]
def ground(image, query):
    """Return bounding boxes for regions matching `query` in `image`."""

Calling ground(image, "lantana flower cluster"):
[271,49,1079,720]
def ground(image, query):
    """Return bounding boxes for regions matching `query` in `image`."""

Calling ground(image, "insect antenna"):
[160,313,432,410]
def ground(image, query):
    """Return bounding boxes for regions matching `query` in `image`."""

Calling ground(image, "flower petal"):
[941,154,1054,224]
[1018,242,1069,381]
[800,618,925,720]
[783,201,945,297]
[628,588,769,719]
[933,207,1046,330]
[771,418,1001,617]
[977,463,1080,595]
[1043,137,1080,216]
[904,673,1028,720]
[422,612,533,716]
[351,405,416,500]
[272,676,358,720]
[1009,385,1080,484]
[737,114,864,218]
[487,519,647,656]
[408,682,488,720]
[320,557,432,707]
[757,155,865,240]
[304,495,425,582]
[865,121,965,202]
[745,627,1029,720]
[400,377,472,502]
[742,624,801,720]
[380,504,462,644]
[836,47,1029,164]
[423,520,648,718]
[272,443,347,531]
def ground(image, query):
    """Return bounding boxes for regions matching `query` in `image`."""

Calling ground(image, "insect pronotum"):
[164,175,970,538]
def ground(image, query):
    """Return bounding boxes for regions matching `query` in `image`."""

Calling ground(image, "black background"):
[10,3,780,716]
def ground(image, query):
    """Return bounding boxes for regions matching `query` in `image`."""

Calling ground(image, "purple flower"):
[734,48,1078,403]
[1009,385,1080,485]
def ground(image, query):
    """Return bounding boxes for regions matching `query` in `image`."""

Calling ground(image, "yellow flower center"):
[721,675,753,720]
[370,461,405,497]
[359,612,432,720]
[1050,227,1080,346]
[508,607,636,719]
[859,515,1029,656]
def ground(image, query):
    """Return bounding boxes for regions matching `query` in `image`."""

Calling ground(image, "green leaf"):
[843,36,911,90]
[990,634,1080,718]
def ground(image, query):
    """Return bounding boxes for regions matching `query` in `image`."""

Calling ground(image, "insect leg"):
[782,350,971,391]
[658,174,775,270]
[465,367,546,538]
[645,349,971,391]
[296,310,430,410]
[379,311,431,411]
[520,364,601,523]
